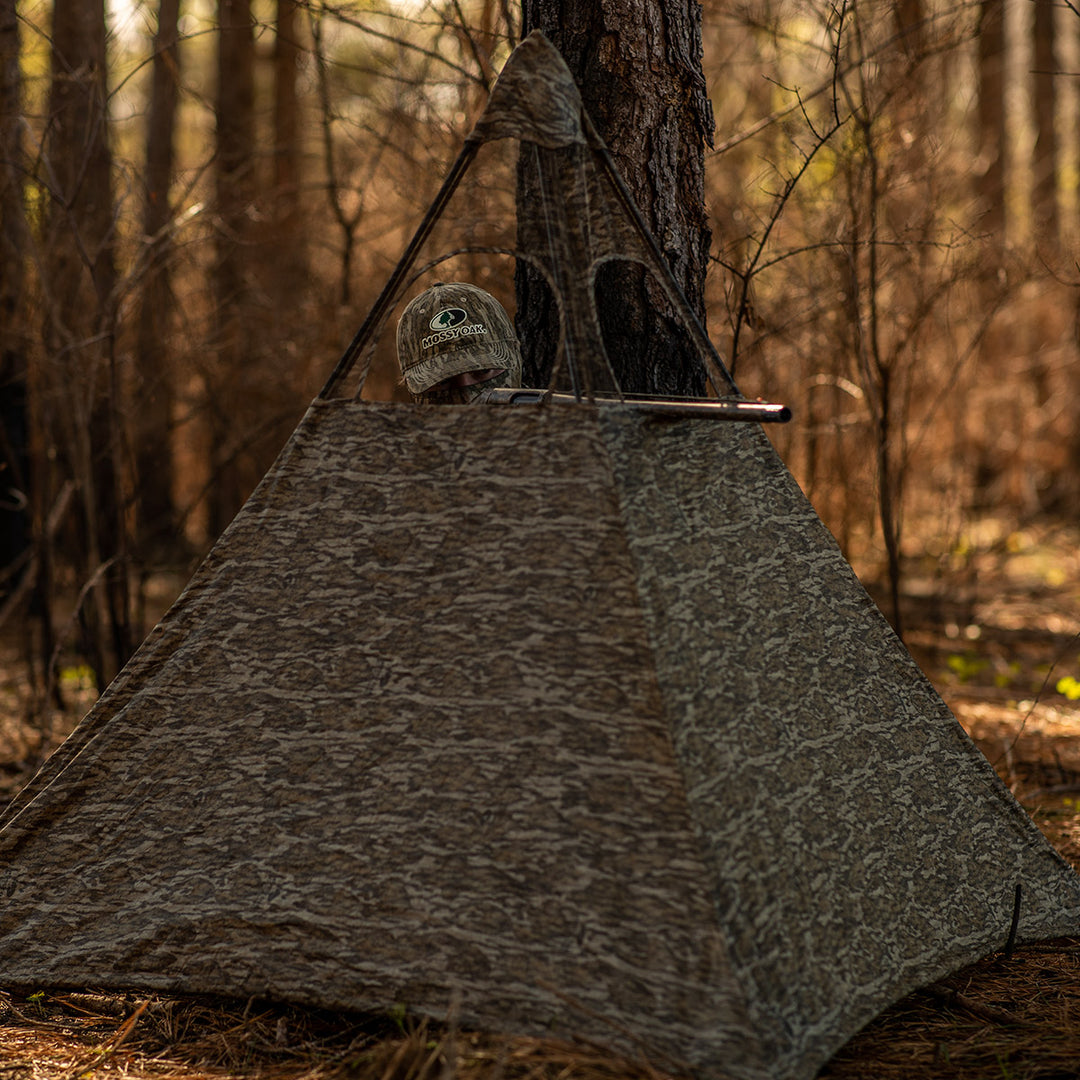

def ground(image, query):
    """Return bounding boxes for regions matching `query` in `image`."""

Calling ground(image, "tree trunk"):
[46,0,116,309]
[134,0,182,559]
[516,0,714,395]
[270,0,305,298]
[210,0,256,536]
[892,0,923,58]
[1031,0,1058,244]
[43,0,130,684]
[976,0,1006,235]
[0,0,30,590]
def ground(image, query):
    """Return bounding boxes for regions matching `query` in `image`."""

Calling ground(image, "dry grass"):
[0,993,682,1080]
[3,937,1080,1080]
[820,942,1080,1079]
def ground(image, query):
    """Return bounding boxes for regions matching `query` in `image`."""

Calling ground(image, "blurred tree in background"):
[0,0,1078,706]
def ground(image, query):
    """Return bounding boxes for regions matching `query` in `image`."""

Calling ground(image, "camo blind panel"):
[0,403,765,1080]
[324,32,734,404]
[471,33,734,400]
[1,402,1079,1080]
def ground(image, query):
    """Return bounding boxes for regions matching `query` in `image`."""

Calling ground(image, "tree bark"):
[46,0,116,310]
[270,0,305,296]
[892,0,923,59]
[976,0,1006,235]
[0,0,30,587]
[135,0,182,558]
[516,0,714,395]
[210,0,256,536]
[1031,0,1057,243]
[44,0,130,683]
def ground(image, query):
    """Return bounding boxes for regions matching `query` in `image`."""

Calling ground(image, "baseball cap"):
[396,282,523,395]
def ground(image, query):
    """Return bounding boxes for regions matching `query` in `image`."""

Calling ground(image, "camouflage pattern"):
[396,282,523,398]
[416,365,518,406]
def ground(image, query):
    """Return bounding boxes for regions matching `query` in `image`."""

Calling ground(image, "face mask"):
[417,366,517,405]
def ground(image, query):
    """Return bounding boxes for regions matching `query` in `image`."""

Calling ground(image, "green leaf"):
[1056,676,1080,701]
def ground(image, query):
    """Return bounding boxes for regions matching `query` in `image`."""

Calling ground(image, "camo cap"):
[397,282,522,395]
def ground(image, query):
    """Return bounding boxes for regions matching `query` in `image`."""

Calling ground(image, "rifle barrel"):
[480,388,791,423]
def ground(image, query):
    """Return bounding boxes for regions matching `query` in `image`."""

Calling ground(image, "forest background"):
[0,0,1078,715]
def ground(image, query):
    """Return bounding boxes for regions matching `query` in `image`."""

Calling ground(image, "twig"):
[992,628,1080,769]
[924,987,1027,1027]
[64,999,149,1080]
[1003,883,1022,961]
[535,980,692,1077]
[0,481,74,636]
[1019,782,1080,802]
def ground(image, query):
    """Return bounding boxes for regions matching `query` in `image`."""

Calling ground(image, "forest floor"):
[0,514,1078,1079]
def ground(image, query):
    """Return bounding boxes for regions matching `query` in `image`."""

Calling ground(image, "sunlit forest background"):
[0,0,1078,707]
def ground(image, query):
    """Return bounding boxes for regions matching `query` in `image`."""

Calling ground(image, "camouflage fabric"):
[0,402,1077,1080]
[470,33,735,400]
[415,367,517,405]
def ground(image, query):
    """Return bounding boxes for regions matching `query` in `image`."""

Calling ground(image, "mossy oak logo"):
[422,308,487,351]
[430,308,468,331]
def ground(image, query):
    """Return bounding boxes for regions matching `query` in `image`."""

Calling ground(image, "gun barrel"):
[481,388,792,423]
